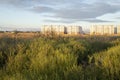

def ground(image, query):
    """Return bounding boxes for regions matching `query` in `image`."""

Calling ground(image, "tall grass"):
[0,36,120,80]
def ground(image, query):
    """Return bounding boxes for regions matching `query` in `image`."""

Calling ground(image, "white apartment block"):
[67,26,82,34]
[90,25,114,35]
[42,25,65,35]
[117,25,120,34]
[42,25,83,35]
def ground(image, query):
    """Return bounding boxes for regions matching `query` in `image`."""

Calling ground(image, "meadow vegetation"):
[0,34,120,80]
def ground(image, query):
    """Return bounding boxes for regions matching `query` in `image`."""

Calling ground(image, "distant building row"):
[90,25,120,35]
[42,25,83,35]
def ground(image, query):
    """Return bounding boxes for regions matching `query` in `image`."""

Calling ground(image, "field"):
[0,32,120,80]
[0,32,40,38]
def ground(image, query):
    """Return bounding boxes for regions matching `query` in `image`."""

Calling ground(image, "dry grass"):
[0,32,120,39]
[0,32,37,38]
[0,32,86,39]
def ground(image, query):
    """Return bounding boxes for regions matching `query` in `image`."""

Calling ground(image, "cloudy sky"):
[0,0,120,28]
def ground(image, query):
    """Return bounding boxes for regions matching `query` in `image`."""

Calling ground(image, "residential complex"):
[42,25,120,35]
[42,25,83,35]
[1,25,120,35]
[42,25,65,35]
[67,25,83,34]
[117,25,120,34]
[90,25,114,35]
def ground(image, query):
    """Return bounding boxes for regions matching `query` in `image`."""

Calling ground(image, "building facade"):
[42,25,65,35]
[42,25,83,35]
[90,25,114,35]
[117,25,120,34]
[66,26,82,35]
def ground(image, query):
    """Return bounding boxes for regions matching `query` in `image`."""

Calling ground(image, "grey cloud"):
[44,19,76,23]
[0,0,31,7]
[94,0,120,4]
[0,0,82,6]
[41,2,120,23]
[44,18,112,23]
[82,19,113,22]
[0,0,120,23]
[53,3,120,20]
[29,6,55,13]
[115,17,120,19]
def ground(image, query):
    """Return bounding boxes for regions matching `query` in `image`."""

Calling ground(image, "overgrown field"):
[0,35,120,80]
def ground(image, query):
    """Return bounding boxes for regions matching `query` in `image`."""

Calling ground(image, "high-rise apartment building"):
[90,25,114,35]
[42,25,83,35]
[117,25,120,34]
[42,25,65,35]
[67,26,82,35]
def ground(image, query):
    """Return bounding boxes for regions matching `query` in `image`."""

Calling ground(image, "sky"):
[0,0,120,30]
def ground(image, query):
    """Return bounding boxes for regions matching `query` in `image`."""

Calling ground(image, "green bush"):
[89,45,120,80]
[0,36,120,80]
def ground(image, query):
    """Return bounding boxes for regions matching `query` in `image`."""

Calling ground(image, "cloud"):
[82,19,113,22]
[0,0,31,7]
[115,17,120,19]
[29,6,55,13]
[44,18,112,23]
[53,2,120,19]
[0,0,81,6]
[29,1,120,23]
[44,19,76,23]
[41,2,120,23]
[0,0,120,23]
